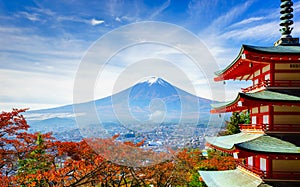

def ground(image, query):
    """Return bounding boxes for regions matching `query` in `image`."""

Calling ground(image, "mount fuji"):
[26,77,213,139]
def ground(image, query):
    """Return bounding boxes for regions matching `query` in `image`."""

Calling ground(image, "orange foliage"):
[0,109,236,186]
[198,150,236,171]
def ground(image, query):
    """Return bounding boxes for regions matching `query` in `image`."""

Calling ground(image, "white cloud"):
[27,6,56,17]
[91,18,105,26]
[56,15,105,26]
[18,11,40,21]
[24,5,106,27]
[293,1,300,14]
[220,21,278,41]
[230,17,264,28]
[107,0,121,17]
[0,26,87,59]
[2,0,294,110]
[92,41,220,101]
[193,0,271,102]
[24,112,87,120]
[187,0,219,20]
[149,110,164,121]
[25,113,79,120]
[0,69,74,111]
[204,1,254,34]
[115,17,122,22]
[0,23,91,111]
[149,0,171,19]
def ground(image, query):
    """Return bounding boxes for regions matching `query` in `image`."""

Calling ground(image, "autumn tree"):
[53,140,108,186]
[0,109,32,186]
[17,133,53,186]
[121,148,205,187]
[0,109,237,187]
[173,148,203,186]
[198,149,236,171]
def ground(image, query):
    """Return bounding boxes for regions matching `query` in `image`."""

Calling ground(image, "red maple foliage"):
[0,109,235,186]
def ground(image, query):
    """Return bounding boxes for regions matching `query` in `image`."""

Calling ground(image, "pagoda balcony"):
[236,159,264,177]
[264,171,300,180]
[239,124,300,133]
[239,124,266,131]
[242,81,267,93]
[242,80,300,93]
[271,80,300,87]
[236,160,300,180]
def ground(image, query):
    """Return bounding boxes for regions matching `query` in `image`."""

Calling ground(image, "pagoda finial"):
[274,0,299,46]
[279,0,294,38]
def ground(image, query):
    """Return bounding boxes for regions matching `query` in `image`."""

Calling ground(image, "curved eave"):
[206,142,236,153]
[210,95,246,113]
[211,90,300,114]
[236,135,300,154]
[214,46,245,81]
[206,133,300,154]
[241,90,300,103]
[199,168,266,187]
[214,44,300,81]
[243,44,300,54]
[205,133,263,151]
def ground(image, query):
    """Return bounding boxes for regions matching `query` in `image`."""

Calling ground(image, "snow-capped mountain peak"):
[140,76,166,86]
[30,77,212,124]
[147,76,159,84]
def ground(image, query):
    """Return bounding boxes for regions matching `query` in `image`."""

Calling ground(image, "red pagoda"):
[199,1,300,187]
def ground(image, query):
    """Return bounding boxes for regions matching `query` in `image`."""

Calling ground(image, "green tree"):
[189,172,207,187]
[239,111,250,124]
[226,111,250,135]
[17,133,52,186]
[226,112,241,135]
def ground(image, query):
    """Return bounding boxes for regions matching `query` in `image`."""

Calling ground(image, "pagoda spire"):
[275,0,299,46]
[279,0,294,38]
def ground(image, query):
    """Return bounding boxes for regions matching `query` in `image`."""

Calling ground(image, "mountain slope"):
[27,77,212,129]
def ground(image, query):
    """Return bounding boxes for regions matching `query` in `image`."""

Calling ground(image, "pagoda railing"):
[242,80,300,93]
[239,124,267,131]
[236,160,264,177]
[236,160,300,180]
[239,124,300,133]
[270,80,300,87]
[242,81,267,93]
[264,171,300,180]
[270,124,300,132]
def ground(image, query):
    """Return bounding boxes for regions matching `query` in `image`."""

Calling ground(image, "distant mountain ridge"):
[27,77,212,133]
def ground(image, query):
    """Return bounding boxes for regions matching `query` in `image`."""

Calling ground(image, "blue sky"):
[1,0,300,111]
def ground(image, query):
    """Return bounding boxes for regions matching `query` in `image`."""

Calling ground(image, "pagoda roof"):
[211,90,300,113]
[205,132,262,150]
[211,94,244,113]
[199,168,270,187]
[241,90,300,102]
[243,44,300,54]
[214,44,300,81]
[206,132,300,154]
[237,135,300,154]
[267,89,300,97]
